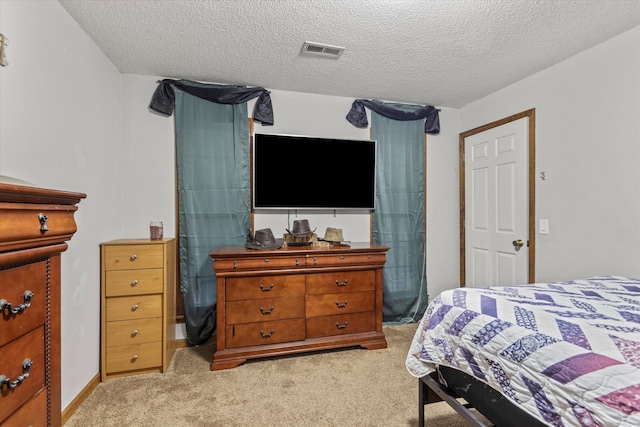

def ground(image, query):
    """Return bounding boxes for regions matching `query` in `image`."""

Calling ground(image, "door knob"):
[512,239,524,249]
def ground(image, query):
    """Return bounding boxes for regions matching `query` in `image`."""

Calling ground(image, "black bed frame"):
[418,366,548,427]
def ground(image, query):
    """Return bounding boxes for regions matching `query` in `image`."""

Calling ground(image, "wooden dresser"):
[0,180,84,427]
[100,239,176,381]
[209,243,389,370]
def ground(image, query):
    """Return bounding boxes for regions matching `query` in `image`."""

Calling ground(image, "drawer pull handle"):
[260,284,274,292]
[340,255,345,260]
[233,260,237,269]
[0,358,32,390]
[296,258,299,266]
[131,304,139,311]
[260,305,275,315]
[335,279,348,287]
[130,254,138,261]
[38,213,49,233]
[131,280,139,287]
[0,290,34,315]
[131,355,138,362]
[260,329,275,338]
[336,321,349,330]
[131,330,139,336]
[314,257,317,265]
[264,258,270,263]
[335,301,348,308]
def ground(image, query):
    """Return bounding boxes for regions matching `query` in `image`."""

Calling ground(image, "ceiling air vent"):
[301,41,345,59]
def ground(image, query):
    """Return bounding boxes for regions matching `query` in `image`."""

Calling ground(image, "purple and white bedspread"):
[406,276,640,427]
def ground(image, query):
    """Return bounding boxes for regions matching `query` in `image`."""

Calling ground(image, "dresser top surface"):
[209,242,389,258]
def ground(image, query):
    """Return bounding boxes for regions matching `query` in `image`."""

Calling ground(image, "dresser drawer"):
[306,270,375,294]
[306,311,376,338]
[105,295,162,321]
[307,252,386,267]
[226,296,305,324]
[0,204,77,248]
[103,244,164,270]
[225,318,305,348]
[105,269,163,297]
[105,342,162,373]
[106,318,163,347]
[0,326,46,423]
[226,274,305,301]
[0,262,47,347]
[305,291,375,317]
[0,388,47,427]
[214,255,304,271]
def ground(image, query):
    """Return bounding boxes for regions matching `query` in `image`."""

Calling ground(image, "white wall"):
[0,0,122,413]
[460,25,640,282]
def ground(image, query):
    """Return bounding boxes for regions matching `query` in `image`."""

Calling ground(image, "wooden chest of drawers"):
[0,180,84,426]
[100,239,176,381]
[209,243,389,370]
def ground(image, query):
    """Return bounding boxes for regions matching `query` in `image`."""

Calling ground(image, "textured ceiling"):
[58,0,640,108]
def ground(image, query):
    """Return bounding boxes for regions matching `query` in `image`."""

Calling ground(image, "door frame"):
[459,109,536,287]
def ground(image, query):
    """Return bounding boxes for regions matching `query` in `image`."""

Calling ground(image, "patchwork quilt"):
[405,276,640,427]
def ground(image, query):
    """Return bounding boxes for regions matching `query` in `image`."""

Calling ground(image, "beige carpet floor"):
[64,323,483,426]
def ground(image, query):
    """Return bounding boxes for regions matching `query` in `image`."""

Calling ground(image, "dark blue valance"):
[149,79,274,126]
[346,99,440,135]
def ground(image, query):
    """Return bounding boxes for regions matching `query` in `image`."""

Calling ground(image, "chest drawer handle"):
[264,258,270,263]
[260,329,275,338]
[340,256,345,260]
[130,254,138,261]
[260,284,274,292]
[260,305,275,315]
[314,257,317,265]
[131,280,139,287]
[0,358,32,390]
[131,330,139,336]
[335,301,348,308]
[336,321,349,330]
[131,304,139,311]
[0,290,34,315]
[335,279,348,287]
[38,213,49,233]
[131,355,138,362]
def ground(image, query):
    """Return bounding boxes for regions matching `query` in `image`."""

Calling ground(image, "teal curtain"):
[174,87,250,345]
[371,108,428,324]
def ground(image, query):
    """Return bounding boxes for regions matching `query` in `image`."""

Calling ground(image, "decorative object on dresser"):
[0,179,85,427]
[209,242,389,370]
[100,239,176,381]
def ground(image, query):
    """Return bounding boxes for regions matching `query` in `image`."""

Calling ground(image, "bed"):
[405,276,640,427]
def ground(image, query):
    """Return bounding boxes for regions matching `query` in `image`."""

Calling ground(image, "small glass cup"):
[150,221,163,240]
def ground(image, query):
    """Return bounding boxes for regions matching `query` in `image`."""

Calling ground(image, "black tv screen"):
[253,133,377,210]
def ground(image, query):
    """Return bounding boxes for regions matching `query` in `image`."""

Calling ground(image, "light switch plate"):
[539,219,549,234]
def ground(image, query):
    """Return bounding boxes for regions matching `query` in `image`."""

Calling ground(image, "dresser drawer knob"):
[264,258,270,263]
[131,304,139,311]
[38,213,49,233]
[131,280,139,287]
[335,301,348,309]
[336,321,349,330]
[335,279,348,287]
[0,358,32,390]
[340,255,345,260]
[130,254,138,261]
[296,258,300,266]
[314,257,317,265]
[260,329,275,338]
[131,355,138,362]
[260,284,274,292]
[0,290,34,315]
[131,330,139,336]
[260,305,275,315]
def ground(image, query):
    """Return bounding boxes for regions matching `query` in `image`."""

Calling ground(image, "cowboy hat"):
[286,219,316,237]
[245,228,284,250]
[319,227,348,243]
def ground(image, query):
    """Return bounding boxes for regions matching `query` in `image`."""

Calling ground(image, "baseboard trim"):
[62,372,100,424]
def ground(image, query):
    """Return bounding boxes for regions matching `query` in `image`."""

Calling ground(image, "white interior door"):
[465,118,529,287]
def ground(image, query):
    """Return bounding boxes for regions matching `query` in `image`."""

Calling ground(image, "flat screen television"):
[253,133,377,210]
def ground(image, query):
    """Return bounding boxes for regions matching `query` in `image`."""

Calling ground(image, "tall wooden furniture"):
[209,243,389,370]
[0,180,84,427]
[100,239,176,381]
